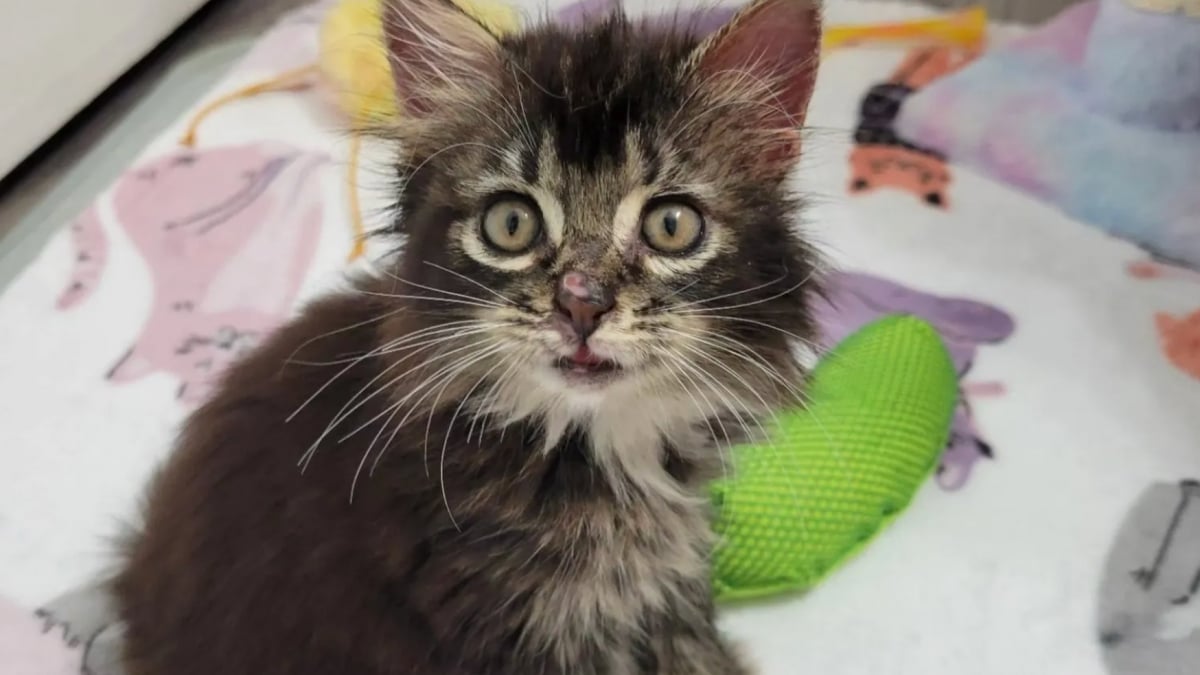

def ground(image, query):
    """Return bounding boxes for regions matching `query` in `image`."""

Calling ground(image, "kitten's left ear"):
[382,0,503,116]
[690,0,822,149]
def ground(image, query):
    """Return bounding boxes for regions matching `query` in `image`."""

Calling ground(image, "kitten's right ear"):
[382,0,502,116]
[689,0,822,164]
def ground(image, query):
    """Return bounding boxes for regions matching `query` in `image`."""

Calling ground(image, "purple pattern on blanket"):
[814,271,1015,490]
[57,143,328,404]
[895,0,1200,268]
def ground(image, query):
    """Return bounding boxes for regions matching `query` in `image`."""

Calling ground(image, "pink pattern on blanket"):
[57,208,108,311]
[58,142,328,403]
[977,96,1059,199]
[0,595,79,675]
[236,0,329,73]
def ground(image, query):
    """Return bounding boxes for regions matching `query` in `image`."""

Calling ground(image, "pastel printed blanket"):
[895,0,1200,268]
[1,2,1198,674]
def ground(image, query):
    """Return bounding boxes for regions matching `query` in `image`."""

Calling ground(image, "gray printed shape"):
[37,581,126,675]
[1099,480,1200,675]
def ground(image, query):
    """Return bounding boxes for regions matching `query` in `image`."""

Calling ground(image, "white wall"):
[0,0,209,178]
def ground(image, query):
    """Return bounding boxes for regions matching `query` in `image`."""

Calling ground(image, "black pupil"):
[505,211,521,236]
[663,212,678,238]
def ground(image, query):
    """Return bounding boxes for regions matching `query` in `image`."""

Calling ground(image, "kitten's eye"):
[481,198,542,253]
[641,202,704,255]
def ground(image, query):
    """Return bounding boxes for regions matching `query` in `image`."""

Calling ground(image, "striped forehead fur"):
[377,6,816,186]
[370,2,822,504]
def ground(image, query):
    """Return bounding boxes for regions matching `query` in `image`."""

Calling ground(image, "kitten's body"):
[117,284,734,675]
[115,2,823,673]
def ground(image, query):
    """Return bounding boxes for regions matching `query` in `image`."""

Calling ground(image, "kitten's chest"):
[519,496,712,672]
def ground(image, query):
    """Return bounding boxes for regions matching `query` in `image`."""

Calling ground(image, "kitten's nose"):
[555,271,614,341]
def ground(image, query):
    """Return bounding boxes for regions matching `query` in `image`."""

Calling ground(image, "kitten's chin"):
[555,365,623,388]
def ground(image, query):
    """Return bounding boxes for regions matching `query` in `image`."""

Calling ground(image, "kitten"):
[114,1,823,674]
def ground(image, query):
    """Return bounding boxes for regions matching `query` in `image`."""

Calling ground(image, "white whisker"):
[658,272,787,312]
[380,267,513,308]
[436,355,512,530]
[683,313,819,348]
[303,325,499,470]
[675,275,811,315]
[351,288,505,311]
[282,305,408,368]
[422,260,521,307]
[369,341,506,477]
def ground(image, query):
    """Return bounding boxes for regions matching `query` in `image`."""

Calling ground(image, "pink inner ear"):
[383,0,446,116]
[700,0,822,130]
[381,0,499,117]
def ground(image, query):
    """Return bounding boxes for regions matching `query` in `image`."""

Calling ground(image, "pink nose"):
[555,271,614,340]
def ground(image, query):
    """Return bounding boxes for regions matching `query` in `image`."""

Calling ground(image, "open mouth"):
[555,345,622,380]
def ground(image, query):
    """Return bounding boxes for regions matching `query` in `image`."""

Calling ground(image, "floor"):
[0,0,304,292]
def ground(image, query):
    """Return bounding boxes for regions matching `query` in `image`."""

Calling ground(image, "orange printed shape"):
[889,44,981,88]
[1156,311,1200,380]
[849,145,950,208]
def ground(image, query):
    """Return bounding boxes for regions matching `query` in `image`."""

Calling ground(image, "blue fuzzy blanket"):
[896,0,1200,268]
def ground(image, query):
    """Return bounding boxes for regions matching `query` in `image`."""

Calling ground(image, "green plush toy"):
[711,315,958,601]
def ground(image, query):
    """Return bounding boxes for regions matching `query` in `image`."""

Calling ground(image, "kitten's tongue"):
[571,345,605,366]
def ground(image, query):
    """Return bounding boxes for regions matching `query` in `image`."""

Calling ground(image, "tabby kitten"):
[114,1,823,673]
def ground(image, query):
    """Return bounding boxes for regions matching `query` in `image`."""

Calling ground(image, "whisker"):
[669,348,767,446]
[350,288,505,311]
[673,336,848,542]
[683,313,820,348]
[282,305,407,369]
[468,349,526,444]
[335,339,501,446]
[289,332,412,427]
[302,325,499,469]
[662,352,748,491]
[436,355,512,530]
[657,272,787,312]
[675,275,812,315]
[391,141,511,198]
[351,340,505,494]
[673,340,779,439]
[379,268,512,308]
[666,345,816,550]
[656,278,701,304]
[663,328,807,406]
[420,343,507,470]
[369,341,506,477]
[292,319,486,366]
[655,350,729,480]
[422,260,522,307]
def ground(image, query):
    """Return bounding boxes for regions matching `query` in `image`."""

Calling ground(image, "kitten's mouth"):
[555,345,622,381]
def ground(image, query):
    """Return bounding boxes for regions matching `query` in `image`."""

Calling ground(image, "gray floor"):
[0,0,304,292]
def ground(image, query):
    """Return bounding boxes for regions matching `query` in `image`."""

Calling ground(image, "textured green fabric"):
[711,315,958,601]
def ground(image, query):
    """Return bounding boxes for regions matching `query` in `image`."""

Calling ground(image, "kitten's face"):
[379,0,822,459]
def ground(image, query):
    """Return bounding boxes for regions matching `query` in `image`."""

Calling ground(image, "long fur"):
[114,2,823,674]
